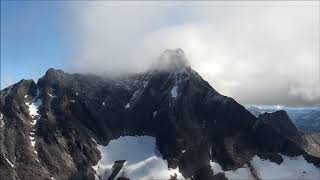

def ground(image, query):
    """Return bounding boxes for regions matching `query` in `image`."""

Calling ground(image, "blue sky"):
[1,1,73,89]
[1,1,319,106]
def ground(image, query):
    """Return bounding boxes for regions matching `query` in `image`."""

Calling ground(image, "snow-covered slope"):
[210,155,320,180]
[93,136,186,180]
[251,155,320,179]
[94,136,320,180]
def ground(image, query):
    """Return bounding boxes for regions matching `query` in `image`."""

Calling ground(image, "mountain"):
[1,49,319,180]
[256,110,305,146]
[246,105,320,133]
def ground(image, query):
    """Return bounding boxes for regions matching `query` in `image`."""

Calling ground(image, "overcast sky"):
[1,1,319,106]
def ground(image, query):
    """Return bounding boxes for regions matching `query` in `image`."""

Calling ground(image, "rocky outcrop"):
[256,110,307,148]
[304,133,320,158]
[252,110,320,165]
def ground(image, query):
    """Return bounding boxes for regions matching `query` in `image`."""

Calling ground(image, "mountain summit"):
[154,48,191,71]
[0,50,319,180]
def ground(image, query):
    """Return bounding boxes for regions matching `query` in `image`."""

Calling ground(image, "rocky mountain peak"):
[1,52,319,180]
[37,68,68,87]
[152,48,191,72]
[256,110,307,152]
[258,110,300,135]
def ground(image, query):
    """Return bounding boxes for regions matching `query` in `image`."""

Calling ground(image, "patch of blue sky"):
[1,1,74,89]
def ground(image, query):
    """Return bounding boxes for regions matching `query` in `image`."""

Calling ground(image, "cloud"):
[69,1,319,106]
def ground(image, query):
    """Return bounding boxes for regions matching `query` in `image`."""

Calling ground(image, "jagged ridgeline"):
[0,49,319,180]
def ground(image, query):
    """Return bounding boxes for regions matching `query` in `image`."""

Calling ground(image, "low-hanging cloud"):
[69,1,319,106]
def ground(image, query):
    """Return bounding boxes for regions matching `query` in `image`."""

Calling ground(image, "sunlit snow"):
[210,155,320,180]
[224,165,254,180]
[251,155,320,180]
[210,161,254,180]
[91,138,97,144]
[125,103,130,109]
[93,136,186,180]
[25,90,42,163]
[47,92,57,98]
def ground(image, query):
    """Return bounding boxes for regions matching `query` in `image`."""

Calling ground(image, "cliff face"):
[0,50,318,180]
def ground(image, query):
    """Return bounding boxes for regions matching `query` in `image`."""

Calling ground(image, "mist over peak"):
[151,48,191,72]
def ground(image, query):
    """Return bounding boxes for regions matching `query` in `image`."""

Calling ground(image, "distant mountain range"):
[1,49,319,180]
[246,105,320,133]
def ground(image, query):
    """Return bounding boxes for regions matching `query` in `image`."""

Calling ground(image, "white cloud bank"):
[69,1,320,106]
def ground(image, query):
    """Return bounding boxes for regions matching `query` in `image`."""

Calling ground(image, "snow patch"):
[4,154,14,168]
[93,136,186,180]
[153,111,157,119]
[0,113,4,128]
[224,165,254,180]
[70,100,75,103]
[47,92,57,98]
[25,89,42,164]
[209,161,223,174]
[170,85,178,98]
[26,100,41,119]
[125,89,142,110]
[102,102,106,106]
[210,161,254,180]
[182,150,186,154]
[250,155,320,180]
[210,155,320,180]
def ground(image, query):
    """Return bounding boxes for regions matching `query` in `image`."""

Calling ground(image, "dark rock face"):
[1,50,318,180]
[252,110,318,164]
[107,160,126,180]
[257,110,307,148]
[246,106,320,133]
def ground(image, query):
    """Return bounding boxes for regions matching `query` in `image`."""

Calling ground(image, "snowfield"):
[93,136,186,180]
[93,135,320,180]
[210,161,254,180]
[251,155,320,180]
[210,155,320,180]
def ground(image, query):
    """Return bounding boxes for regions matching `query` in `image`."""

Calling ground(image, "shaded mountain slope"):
[0,49,319,180]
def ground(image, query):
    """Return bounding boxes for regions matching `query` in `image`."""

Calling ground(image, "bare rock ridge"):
[0,49,319,180]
